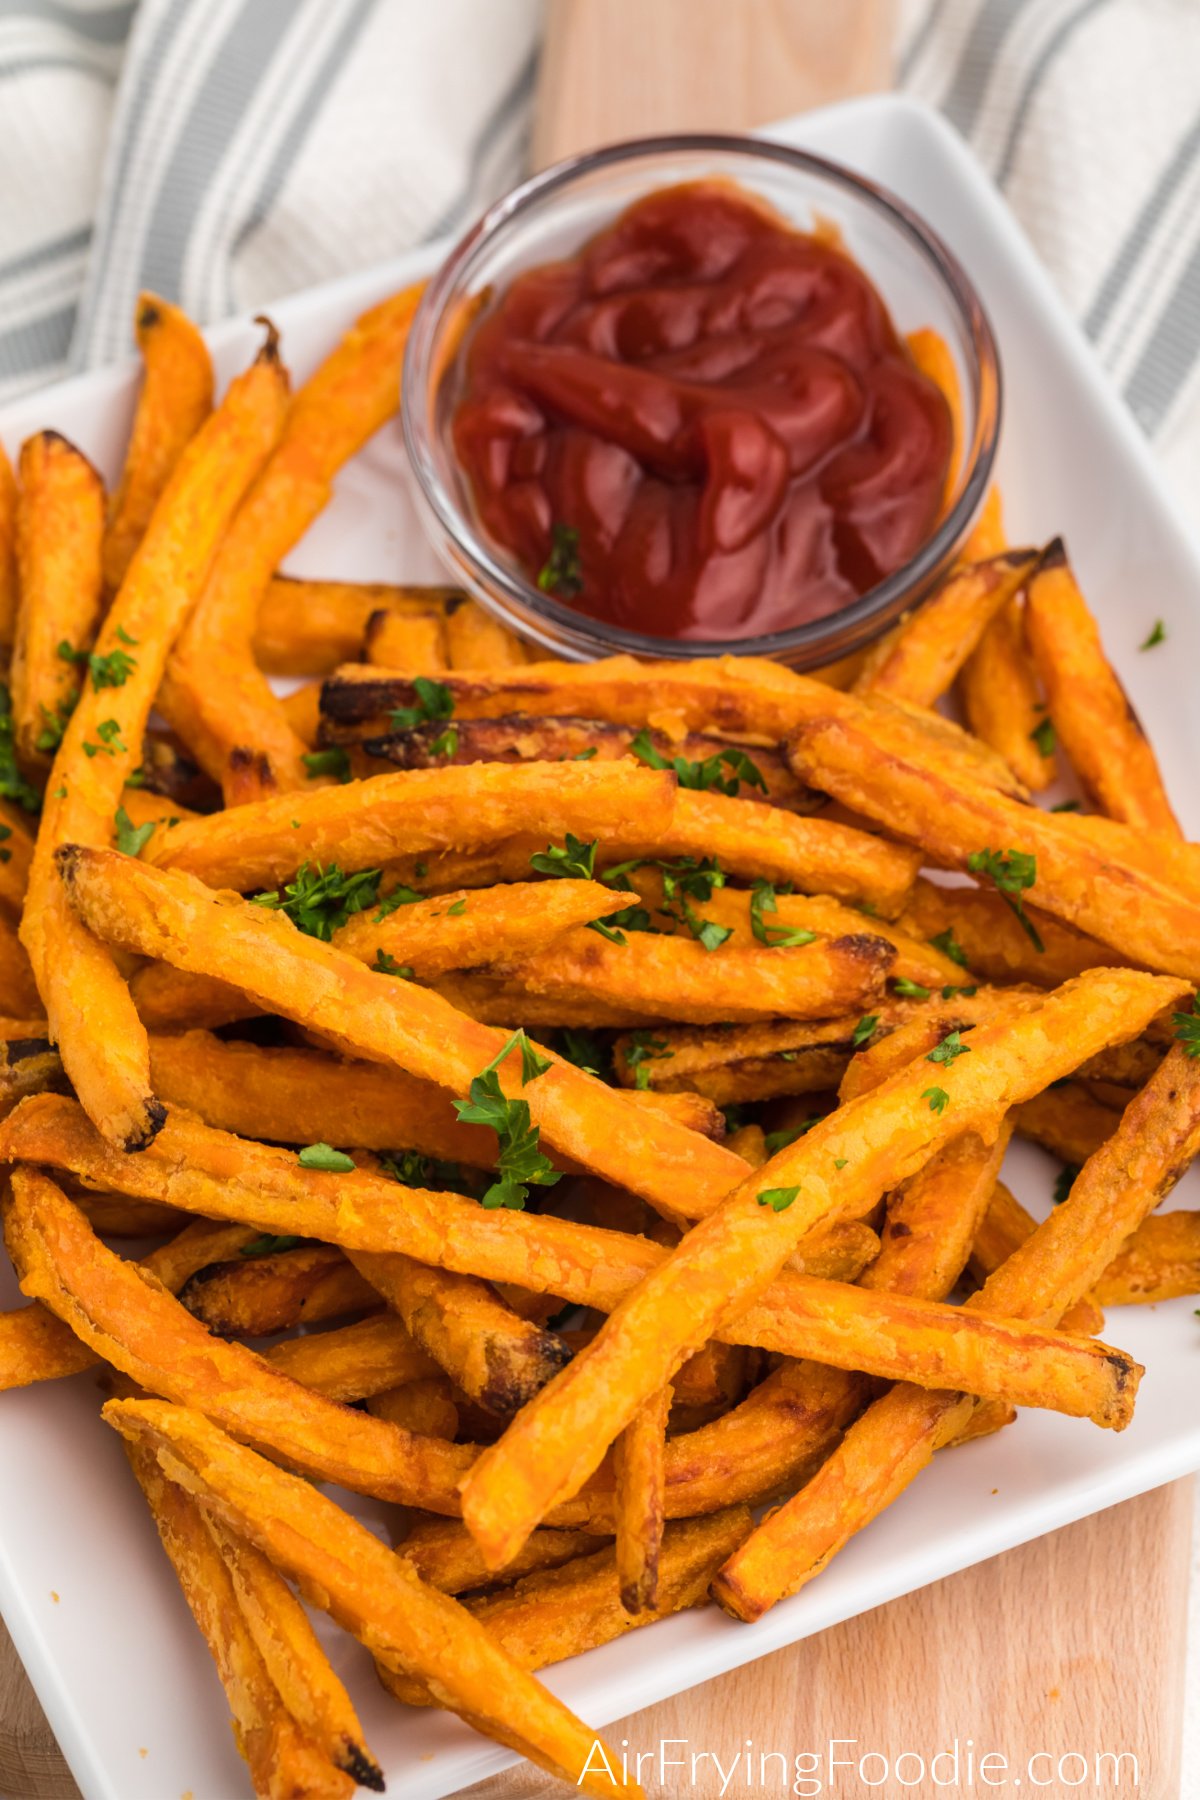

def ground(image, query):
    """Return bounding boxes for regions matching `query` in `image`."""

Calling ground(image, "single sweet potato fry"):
[458,967,1174,1568]
[103,1398,640,1797]
[855,550,1040,708]
[20,332,288,1150]
[1015,1081,1121,1165]
[263,1314,438,1401]
[180,1245,377,1335]
[103,295,214,593]
[121,1433,358,1799]
[365,1377,459,1439]
[144,760,675,891]
[13,432,105,771]
[1092,1211,1200,1304]
[614,1381,672,1614]
[860,1125,1013,1302]
[332,876,626,973]
[969,1182,1104,1336]
[786,714,1200,978]
[960,597,1057,793]
[397,1518,604,1595]
[712,1042,1200,1620]
[443,596,531,668]
[254,579,460,677]
[380,1506,752,1704]
[896,875,1113,988]
[1025,542,1180,835]
[362,604,446,670]
[160,284,426,803]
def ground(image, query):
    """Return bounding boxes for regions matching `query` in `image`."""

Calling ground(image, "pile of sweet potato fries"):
[0,285,1197,1798]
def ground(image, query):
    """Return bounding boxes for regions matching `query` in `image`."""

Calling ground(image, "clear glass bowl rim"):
[401,129,1002,664]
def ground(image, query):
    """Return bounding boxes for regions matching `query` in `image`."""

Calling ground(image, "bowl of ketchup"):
[403,134,1000,669]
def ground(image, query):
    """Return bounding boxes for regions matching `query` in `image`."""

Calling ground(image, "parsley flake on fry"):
[372,950,412,978]
[757,1186,800,1213]
[1173,996,1200,1057]
[389,676,454,733]
[763,1119,820,1155]
[113,806,155,858]
[251,861,381,941]
[927,1030,971,1067]
[453,1029,561,1210]
[239,1234,305,1259]
[928,928,968,969]
[966,847,1044,953]
[630,727,767,797]
[750,878,818,948]
[529,833,598,880]
[624,1030,671,1090]
[923,1086,950,1114]
[297,1143,355,1173]
[893,977,931,999]
[301,746,352,783]
[851,1013,879,1049]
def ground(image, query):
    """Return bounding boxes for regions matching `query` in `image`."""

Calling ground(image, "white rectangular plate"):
[2,94,1199,1800]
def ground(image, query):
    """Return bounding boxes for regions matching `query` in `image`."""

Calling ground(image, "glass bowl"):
[402,133,1001,669]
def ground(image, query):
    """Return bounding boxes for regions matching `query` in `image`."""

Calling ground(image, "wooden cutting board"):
[0,3,1191,1796]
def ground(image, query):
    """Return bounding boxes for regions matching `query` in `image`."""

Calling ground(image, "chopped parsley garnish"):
[923,1086,950,1114]
[113,805,155,858]
[623,1029,672,1090]
[834,1157,848,1170]
[1140,620,1166,650]
[67,641,137,693]
[0,685,41,813]
[379,1149,474,1195]
[630,728,767,798]
[1053,1163,1080,1205]
[389,677,455,733]
[1029,717,1056,757]
[926,1029,971,1067]
[297,1143,356,1173]
[529,833,597,881]
[1173,996,1200,1057]
[430,724,459,757]
[447,897,467,916]
[453,1029,561,1210]
[36,696,75,754]
[536,523,583,598]
[251,861,381,941]
[239,1234,305,1258]
[678,895,732,953]
[587,918,628,946]
[0,824,9,865]
[928,928,969,969]
[851,1013,879,1049]
[601,854,729,948]
[757,1186,799,1213]
[558,1026,611,1079]
[374,882,422,920]
[763,1118,820,1155]
[893,977,931,999]
[302,746,352,782]
[372,949,412,978]
[1050,799,1081,812]
[966,847,1043,952]
[750,879,818,949]
[941,983,978,999]
[570,746,598,760]
[83,717,126,759]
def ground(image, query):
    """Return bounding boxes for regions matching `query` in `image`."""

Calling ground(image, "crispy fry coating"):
[1015,1081,1121,1165]
[969,1181,1104,1336]
[144,759,675,891]
[896,875,1113,987]
[103,1399,640,1797]
[332,876,626,973]
[381,1506,752,1704]
[365,1377,459,1438]
[712,1042,1200,1619]
[180,1245,377,1335]
[20,334,288,1151]
[1091,1211,1200,1303]
[1025,543,1180,835]
[103,295,214,593]
[960,598,1057,793]
[0,1097,1123,1413]
[397,1518,603,1595]
[614,1381,671,1613]
[161,284,425,803]
[13,431,105,772]
[458,967,1173,1568]
[861,1124,1013,1301]
[855,550,1040,707]
[122,1434,357,1800]
[263,1313,438,1400]
[786,714,1200,978]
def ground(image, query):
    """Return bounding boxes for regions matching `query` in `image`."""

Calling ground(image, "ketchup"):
[451,182,954,642]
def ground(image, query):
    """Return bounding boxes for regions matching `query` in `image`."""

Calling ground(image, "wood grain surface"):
[0,2,1191,1797]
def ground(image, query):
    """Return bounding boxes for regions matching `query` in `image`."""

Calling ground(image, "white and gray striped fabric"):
[2,0,1200,513]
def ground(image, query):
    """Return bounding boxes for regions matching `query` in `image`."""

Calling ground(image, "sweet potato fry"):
[381,1506,752,1705]
[1025,542,1180,834]
[332,876,626,973]
[0,438,17,647]
[320,654,1025,796]
[906,326,962,501]
[20,332,288,1150]
[488,926,895,1026]
[133,729,221,813]
[13,431,105,771]
[121,1434,358,1800]
[614,1382,672,1613]
[1015,1081,1121,1165]
[362,604,446,670]
[181,1245,377,1335]
[365,1377,459,1439]
[969,1181,1104,1336]
[711,1041,1200,1620]
[362,713,818,811]
[263,1313,438,1401]
[443,596,531,668]
[104,1399,639,1796]
[1091,1211,1200,1304]
[960,596,1057,792]
[103,295,214,594]
[3,1170,480,1513]
[854,550,1040,707]
[0,1097,1125,1413]
[345,1250,571,1417]
[896,874,1113,987]
[254,579,460,677]
[144,760,675,891]
[786,714,1200,978]
[160,284,426,803]
[459,967,1174,1568]
[398,1518,603,1595]
[1050,808,1200,903]
[860,1124,1013,1301]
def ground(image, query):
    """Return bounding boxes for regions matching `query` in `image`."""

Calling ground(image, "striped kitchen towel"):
[1,0,1199,519]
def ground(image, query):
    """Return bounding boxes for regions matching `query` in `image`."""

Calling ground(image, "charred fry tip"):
[339,1742,386,1792]
[443,594,467,615]
[1040,536,1067,569]
[135,299,162,331]
[52,842,83,886]
[123,1094,168,1154]
[252,314,282,363]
